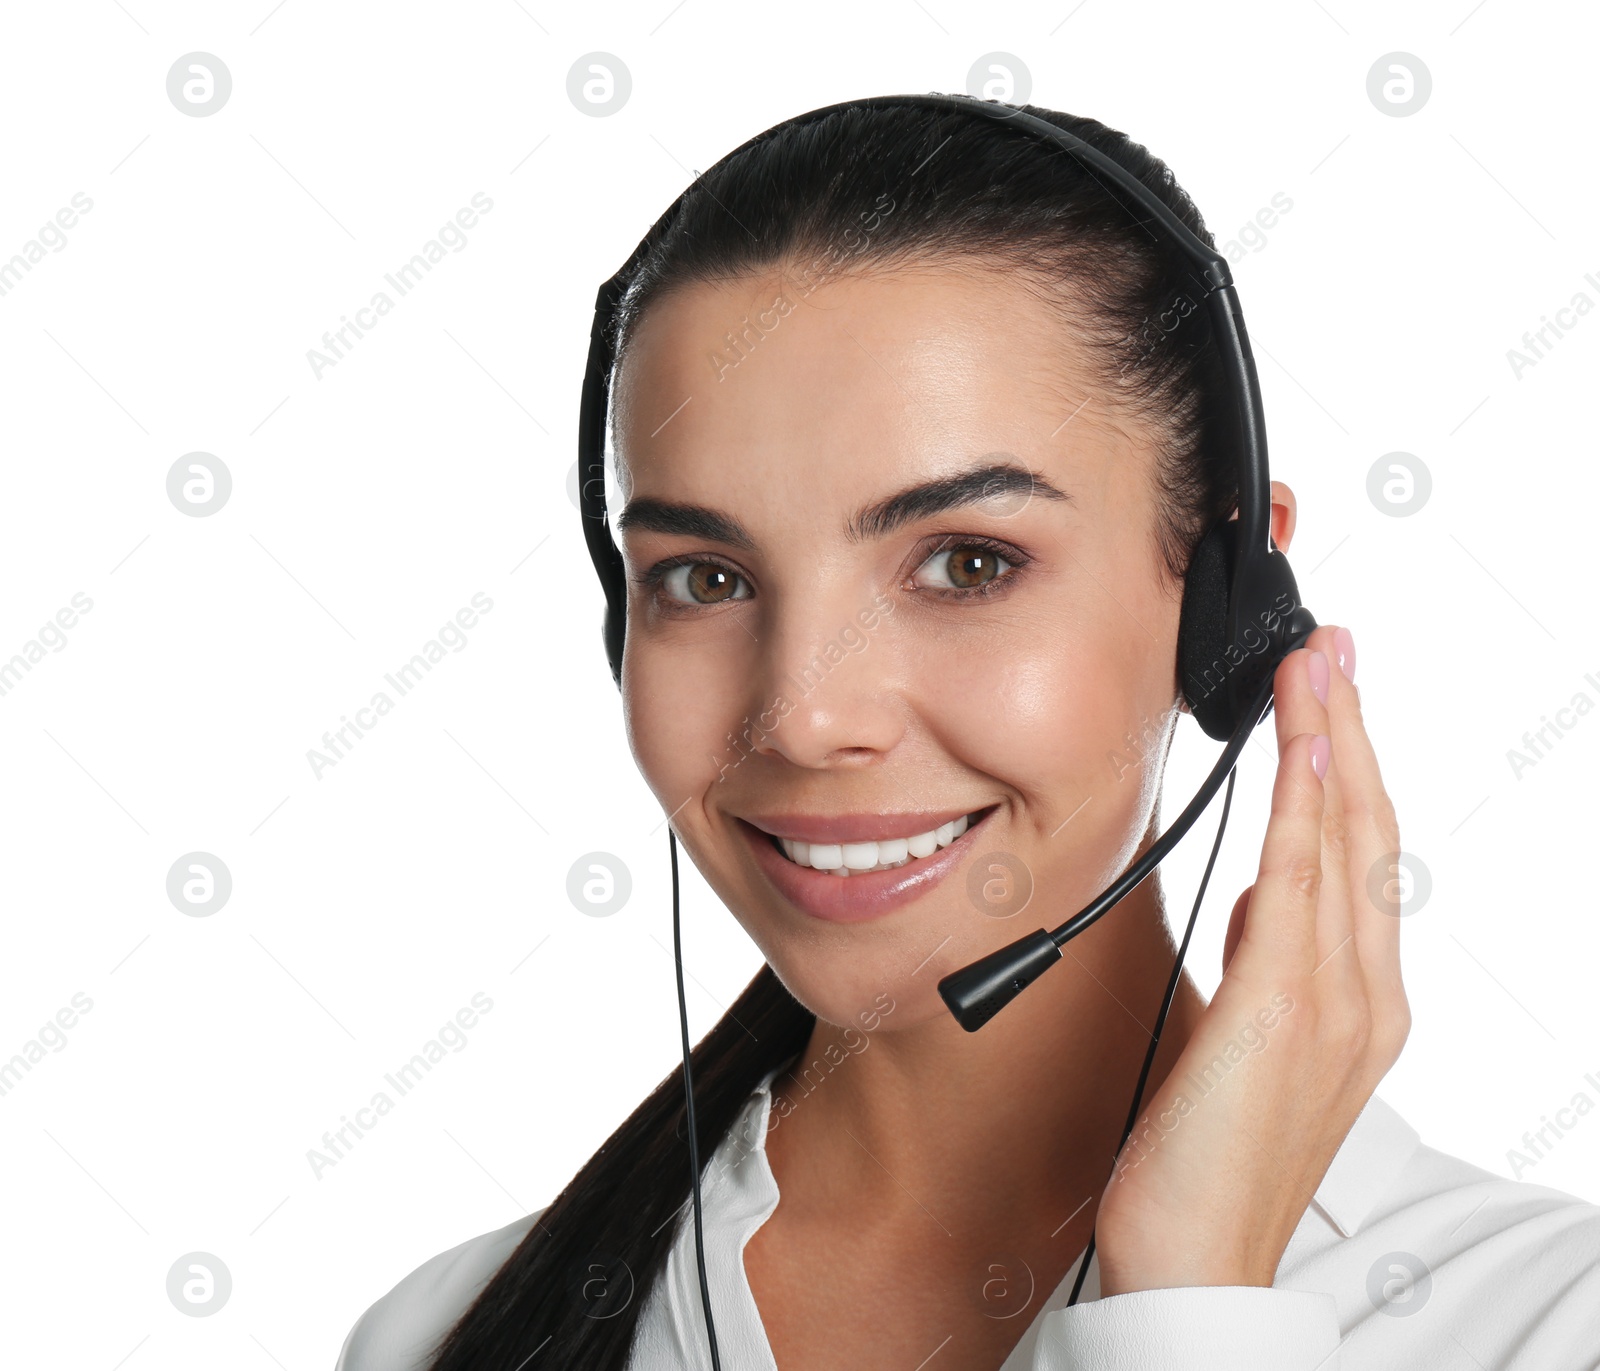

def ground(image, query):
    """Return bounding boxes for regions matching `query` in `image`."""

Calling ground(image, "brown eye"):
[949,549,999,588]
[912,544,1014,593]
[660,561,751,605]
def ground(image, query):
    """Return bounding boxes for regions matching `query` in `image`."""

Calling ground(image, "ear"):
[1223,480,1297,553]
[1267,480,1296,554]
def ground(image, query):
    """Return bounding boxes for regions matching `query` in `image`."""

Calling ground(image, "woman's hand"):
[1093,622,1411,1295]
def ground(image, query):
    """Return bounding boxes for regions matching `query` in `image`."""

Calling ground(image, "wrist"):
[1095,1239,1276,1297]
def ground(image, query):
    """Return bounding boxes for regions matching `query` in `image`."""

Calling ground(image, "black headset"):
[577,92,1318,1364]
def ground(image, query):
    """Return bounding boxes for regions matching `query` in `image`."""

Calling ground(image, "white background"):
[1,1,1596,1366]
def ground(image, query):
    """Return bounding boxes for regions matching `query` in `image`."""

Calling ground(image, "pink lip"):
[736,806,998,924]
[741,807,985,845]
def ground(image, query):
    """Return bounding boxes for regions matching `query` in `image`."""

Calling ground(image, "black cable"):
[670,825,724,1370]
[1066,764,1239,1307]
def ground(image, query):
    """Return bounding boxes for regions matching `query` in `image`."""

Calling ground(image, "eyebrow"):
[615,460,1072,551]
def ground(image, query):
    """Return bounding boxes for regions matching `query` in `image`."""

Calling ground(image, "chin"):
[740,886,993,1034]
[761,944,939,1036]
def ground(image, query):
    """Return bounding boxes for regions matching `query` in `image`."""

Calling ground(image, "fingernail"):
[1310,734,1331,780]
[1308,650,1329,705]
[1333,626,1356,683]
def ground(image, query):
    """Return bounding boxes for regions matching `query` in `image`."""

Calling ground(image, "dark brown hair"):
[426,94,1233,1370]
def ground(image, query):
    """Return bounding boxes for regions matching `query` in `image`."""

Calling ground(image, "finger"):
[1229,729,1328,985]
[1319,627,1405,992]
[1267,629,1356,975]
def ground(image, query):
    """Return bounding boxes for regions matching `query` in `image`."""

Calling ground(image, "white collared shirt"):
[335,1058,1600,1368]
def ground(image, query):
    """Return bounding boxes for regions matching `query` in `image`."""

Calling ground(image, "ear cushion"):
[1177,515,1238,741]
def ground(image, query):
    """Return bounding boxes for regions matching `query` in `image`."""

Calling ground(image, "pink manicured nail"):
[1333,626,1356,682]
[1310,734,1331,779]
[1308,650,1329,705]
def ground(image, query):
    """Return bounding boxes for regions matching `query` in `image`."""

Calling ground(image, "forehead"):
[610,264,1138,521]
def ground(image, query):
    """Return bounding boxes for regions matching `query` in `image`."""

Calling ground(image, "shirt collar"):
[728,1058,1420,1242]
[1307,1090,1422,1237]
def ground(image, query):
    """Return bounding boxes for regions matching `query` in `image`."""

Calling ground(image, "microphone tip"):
[936,930,1062,1032]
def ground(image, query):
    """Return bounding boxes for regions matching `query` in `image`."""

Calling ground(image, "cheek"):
[905,607,1174,883]
[908,616,1141,801]
[622,635,742,807]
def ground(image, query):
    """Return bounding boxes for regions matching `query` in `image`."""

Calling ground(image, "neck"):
[761,859,1207,1250]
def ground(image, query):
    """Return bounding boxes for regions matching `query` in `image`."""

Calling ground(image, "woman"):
[335,97,1600,1369]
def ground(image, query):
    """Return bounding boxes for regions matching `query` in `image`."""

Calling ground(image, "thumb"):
[1223,883,1254,973]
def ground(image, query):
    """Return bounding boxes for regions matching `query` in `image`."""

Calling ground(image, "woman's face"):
[610,262,1189,1031]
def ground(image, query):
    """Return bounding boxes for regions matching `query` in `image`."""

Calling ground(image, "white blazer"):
[334,1059,1600,1368]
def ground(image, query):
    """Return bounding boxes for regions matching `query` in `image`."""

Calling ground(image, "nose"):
[743,588,905,770]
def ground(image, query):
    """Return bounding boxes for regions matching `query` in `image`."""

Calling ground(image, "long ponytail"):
[424,963,814,1369]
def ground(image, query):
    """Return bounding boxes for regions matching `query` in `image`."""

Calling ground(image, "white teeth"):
[841,842,879,870]
[777,812,980,876]
[808,843,841,871]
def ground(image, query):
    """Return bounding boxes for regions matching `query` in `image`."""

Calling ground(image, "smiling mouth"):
[765,806,997,877]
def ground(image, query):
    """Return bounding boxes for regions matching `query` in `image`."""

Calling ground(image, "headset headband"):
[578,91,1307,746]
